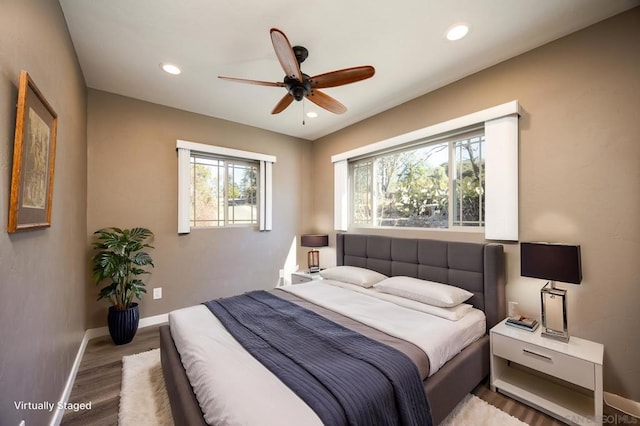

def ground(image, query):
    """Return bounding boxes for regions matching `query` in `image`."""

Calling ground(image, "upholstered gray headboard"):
[336,233,505,330]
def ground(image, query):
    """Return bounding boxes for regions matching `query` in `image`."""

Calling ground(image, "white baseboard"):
[49,329,91,426]
[604,392,640,419]
[82,312,169,340]
[139,312,169,329]
[49,312,169,425]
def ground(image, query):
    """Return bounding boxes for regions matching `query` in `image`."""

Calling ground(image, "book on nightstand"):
[506,316,539,332]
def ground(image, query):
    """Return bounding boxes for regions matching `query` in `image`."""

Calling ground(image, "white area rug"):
[119,349,173,426]
[119,348,528,426]
[440,393,528,426]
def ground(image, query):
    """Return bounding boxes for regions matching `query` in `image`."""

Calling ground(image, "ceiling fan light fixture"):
[446,24,469,41]
[160,63,181,75]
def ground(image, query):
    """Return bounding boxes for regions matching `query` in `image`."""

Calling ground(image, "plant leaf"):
[90,227,154,307]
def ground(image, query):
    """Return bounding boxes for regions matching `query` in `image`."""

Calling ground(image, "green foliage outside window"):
[351,133,484,228]
[190,156,258,227]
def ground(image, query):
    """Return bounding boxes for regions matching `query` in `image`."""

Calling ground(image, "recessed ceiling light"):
[160,63,181,75]
[446,24,469,41]
[306,111,318,118]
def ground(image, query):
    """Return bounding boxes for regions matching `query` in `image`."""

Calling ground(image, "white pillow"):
[374,276,473,307]
[324,279,474,321]
[320,266,387,288]
[375,294,474,320]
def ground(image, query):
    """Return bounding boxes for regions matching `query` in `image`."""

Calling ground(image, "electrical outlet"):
[279,269,284,278]
[153,287,162,300]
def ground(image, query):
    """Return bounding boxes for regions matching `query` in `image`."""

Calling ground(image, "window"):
[332,100,520,240]
[190,155,258,227]
[176,140,275,234]
[350,131,485,229]
[452,134,485,227]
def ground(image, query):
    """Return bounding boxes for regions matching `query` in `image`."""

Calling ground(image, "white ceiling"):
[59,0,638,141]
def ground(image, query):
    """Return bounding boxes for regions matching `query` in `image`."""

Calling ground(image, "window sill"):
[349,225,485,235]
[188,225,259,231]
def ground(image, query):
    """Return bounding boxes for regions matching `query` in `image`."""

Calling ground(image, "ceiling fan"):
[219,28,375,115]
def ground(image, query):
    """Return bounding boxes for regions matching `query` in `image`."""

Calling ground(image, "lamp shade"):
[301,234,329,248]
[520,242,582,284]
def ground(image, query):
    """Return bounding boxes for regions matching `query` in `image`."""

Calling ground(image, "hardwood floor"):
[61,325,634,425]
[61,326,161,426]
[472,383,564,426]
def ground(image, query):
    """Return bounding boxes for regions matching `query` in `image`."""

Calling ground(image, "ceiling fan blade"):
[270,28,302,82]
[218,76,285,87]
[306,89,347,114]
[271,94,294,114]
[309,66,375,88]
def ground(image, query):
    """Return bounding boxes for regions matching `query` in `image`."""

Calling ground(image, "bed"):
[160,233,505,425]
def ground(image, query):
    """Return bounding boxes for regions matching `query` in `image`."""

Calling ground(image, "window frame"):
[332,100,520,240]
[189,153,259,229]
[451,132,485,228]
[348,129,486,232]
[176,140,276,234]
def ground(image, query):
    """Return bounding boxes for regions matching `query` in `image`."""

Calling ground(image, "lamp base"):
[541,328,570,342]
[540,281,570,342]
[307,249,320,273]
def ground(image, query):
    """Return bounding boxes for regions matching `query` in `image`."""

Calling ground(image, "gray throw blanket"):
[204,291,432,426]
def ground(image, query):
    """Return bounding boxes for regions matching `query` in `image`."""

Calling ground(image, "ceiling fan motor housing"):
[285,75,311,101]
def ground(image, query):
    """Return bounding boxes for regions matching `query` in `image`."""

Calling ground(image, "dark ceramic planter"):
[108,303,139,345]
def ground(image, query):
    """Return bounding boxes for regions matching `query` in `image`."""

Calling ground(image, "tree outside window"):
[190,156,258,227]
[351,132,485,229]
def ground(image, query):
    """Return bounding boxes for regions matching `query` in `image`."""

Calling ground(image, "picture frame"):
[7,70,58,233]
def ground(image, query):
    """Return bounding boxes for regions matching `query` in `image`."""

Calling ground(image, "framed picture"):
[7,70,58,233]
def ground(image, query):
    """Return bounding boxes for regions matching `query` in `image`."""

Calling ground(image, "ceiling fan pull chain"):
[302,99,306,125]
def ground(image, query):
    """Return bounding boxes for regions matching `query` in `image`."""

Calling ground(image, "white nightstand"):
[490,319,603,426]
[290,271,323,285]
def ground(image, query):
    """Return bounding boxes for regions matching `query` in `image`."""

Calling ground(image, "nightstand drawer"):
[492,333,594,390]
[291,271,323,284]
[291,274,311,284]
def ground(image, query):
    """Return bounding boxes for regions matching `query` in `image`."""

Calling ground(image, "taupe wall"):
[0,0,87,424]
[0,2,637,421]
[86,90,314,328]
[312,8,640,400]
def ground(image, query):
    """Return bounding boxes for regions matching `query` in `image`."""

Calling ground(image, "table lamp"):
[301,234,328,273]
[520,242,582,342]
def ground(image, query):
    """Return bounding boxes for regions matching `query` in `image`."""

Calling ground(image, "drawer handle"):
[522,348,552,361]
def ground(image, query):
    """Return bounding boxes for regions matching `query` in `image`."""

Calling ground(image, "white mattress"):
[170,304,324,426]
[281,281,486,376]
[169,282,486,425]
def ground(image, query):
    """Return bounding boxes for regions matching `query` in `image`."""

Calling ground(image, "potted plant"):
[91,227,155,345]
